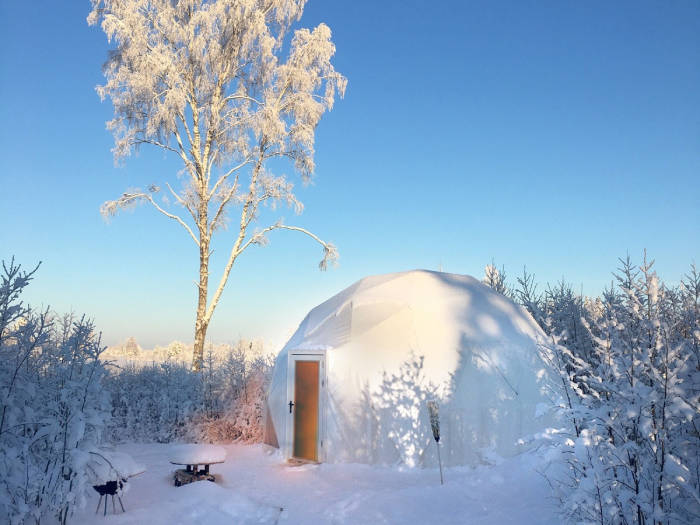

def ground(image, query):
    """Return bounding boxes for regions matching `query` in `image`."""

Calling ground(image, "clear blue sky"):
[1,1,698,349]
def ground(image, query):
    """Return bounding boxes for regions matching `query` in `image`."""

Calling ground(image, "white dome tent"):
[264,270,555,467]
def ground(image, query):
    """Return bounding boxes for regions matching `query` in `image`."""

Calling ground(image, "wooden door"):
[293,360,319,461]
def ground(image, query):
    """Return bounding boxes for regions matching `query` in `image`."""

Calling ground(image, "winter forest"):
[1,0,698,524]
[3,255,698,523]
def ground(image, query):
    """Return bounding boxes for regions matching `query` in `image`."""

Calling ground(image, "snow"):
[169,444,227,465]
[87,449,146,484]
[71,442,559,524]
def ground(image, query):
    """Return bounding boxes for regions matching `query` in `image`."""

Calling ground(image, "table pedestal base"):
[173,467,215,486]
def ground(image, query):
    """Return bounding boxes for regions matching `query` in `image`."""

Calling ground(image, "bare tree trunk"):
[192,225,209,372]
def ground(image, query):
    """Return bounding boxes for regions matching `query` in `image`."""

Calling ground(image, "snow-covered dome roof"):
[286,269,543,351]
[267,270,555,466]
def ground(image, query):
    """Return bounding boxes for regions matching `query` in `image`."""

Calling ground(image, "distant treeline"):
[101,337,266,366]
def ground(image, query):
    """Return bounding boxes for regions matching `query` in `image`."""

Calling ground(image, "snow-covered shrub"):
[190,344,275,443]
[103,340,274,444]
[194,358,273,443]
[104,361,199,443]
[539,255,700,525]
[0,259,110,525]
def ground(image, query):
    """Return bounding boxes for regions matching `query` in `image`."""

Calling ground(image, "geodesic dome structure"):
[265,270,555,466]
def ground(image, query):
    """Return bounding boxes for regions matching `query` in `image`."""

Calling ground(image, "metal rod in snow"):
[427,400,444,485]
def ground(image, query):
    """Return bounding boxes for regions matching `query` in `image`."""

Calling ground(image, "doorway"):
[287,352,325,462]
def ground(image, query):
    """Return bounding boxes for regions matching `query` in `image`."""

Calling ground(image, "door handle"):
[288,401,295,413]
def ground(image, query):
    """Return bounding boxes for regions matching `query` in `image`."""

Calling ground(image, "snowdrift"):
[266,270,555,466]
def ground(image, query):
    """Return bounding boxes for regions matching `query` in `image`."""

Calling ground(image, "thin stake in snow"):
[427,400,443,485]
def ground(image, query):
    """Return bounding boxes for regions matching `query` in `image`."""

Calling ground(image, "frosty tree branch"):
[101,191,200,247]
[204,222,336,326]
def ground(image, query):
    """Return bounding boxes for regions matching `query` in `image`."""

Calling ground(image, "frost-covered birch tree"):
[88,0,346,371]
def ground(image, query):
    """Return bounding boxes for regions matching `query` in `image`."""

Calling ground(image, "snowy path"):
[72,443,559,525]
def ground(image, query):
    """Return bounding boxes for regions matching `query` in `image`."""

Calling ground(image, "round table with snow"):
[169,444,226,486]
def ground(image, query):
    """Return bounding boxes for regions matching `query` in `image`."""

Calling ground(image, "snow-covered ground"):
[72,443,559,525]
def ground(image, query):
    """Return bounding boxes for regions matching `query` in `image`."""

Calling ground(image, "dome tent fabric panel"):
[266,270,556,466]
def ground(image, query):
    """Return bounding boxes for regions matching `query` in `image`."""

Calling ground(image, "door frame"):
[286,349,327,462]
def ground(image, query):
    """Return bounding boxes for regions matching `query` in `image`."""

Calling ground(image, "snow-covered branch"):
[101,190,200,247]
[240,223,338,270]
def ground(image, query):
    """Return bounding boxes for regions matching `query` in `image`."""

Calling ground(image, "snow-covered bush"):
[103,340,274,444]
[104,361,199,443]
[0,259,110,525]
[537,256,700,524]
[194,355,273,443]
